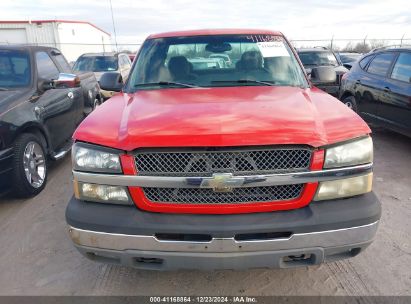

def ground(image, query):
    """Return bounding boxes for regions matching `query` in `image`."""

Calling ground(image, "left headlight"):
[72,143,122,173]
[324,136,373,168]
[74,182,131,205]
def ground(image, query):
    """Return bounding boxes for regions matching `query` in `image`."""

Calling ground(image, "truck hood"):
[74,86,370,151]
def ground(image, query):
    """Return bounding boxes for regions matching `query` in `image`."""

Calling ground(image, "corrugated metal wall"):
[0,22,112,61]
[0,22,58,46]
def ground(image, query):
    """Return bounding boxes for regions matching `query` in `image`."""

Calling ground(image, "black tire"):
[92,96,101,110]
[12,133,48,197]
[342,96,358,112]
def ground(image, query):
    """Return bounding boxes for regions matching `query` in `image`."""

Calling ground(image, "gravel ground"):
[0,128,410,296]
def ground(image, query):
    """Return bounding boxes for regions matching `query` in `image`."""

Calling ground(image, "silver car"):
[73,52,132,99]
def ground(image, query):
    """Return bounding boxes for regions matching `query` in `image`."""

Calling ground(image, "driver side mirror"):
[54,73,81,88]
[310,66,337,85]
[38,73,80,91]
[99,72,123,92]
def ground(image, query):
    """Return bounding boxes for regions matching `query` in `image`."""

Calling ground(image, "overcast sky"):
[1,0,411,46]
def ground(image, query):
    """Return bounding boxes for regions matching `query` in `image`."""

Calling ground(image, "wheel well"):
[340,91,354,101]
[17,126,49,153]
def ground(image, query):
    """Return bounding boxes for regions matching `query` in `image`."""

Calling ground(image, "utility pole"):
[109,0,118,52]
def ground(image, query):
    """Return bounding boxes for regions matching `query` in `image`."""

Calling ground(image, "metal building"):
[0,20,112,62]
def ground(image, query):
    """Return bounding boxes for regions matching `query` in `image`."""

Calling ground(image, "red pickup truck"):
[66,29,380,270]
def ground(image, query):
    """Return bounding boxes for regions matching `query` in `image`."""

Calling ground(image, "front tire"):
[342,96,358,112]
[12,133,48,197]
[92,95,102,110]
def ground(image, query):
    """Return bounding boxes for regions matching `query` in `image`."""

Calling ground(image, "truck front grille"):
[134,147,312,177]
[142,184,304,204]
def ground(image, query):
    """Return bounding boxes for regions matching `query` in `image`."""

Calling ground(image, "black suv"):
[297,47,348,96]
[0,46,100,196]
[339,46,411,137]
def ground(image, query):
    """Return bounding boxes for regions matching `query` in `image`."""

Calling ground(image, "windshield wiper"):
[211,80,276,86]
[134,81,198,88]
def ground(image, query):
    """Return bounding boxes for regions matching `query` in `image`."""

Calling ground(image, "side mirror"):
[38,79,55,91]
[99,72,123,92]
[53,73,81,88]
[310,66,337,85]
[343,63,352,70]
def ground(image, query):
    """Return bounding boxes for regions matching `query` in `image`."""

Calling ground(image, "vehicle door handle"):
[383,87,391,92]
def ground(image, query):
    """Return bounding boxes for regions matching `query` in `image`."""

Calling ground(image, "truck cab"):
[66,29,380,270]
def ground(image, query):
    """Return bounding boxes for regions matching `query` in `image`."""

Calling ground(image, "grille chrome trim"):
[73,163,373,189]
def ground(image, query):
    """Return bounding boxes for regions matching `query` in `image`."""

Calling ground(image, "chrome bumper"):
[73,163,373,189]
[68,221,378,253]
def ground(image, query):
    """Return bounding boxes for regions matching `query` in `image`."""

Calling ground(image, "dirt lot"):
[0,128,410,296]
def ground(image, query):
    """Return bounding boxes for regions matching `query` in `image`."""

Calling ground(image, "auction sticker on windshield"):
[257,41,290,57]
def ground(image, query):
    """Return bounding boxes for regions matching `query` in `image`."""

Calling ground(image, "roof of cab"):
[148,29,283,39]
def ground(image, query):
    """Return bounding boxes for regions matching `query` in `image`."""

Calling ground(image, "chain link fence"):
[6,37,411,62]
[290,37,411,52]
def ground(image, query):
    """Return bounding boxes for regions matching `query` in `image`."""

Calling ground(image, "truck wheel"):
[12,133,48,197]
[342,96,358,112]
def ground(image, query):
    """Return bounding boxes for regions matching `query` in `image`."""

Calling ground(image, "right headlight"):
[324,136,373,168]
[72,143,122,173]
[74,181,132,205]
[72,142,132,205]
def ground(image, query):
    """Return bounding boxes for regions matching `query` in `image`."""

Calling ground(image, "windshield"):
[298,51,339,67]
[339,53,362,63]
[0,49,31,89]
[125,34,307,91]
[73,56,118,72]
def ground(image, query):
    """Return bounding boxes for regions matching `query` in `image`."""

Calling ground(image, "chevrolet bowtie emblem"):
[186,173,267,193]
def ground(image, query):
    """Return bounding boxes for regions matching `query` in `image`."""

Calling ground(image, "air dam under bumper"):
[66,192,381,270]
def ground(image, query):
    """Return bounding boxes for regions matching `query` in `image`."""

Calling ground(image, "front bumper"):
[66,192,381,270]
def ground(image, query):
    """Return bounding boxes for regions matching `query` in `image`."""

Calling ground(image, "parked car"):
[337,52,363,70]
[73,52,132,100]
[297,47,348,96]
[209,53,232,67]
[339,46,411,137]
[0,45,100,196]
[66,29,380,271]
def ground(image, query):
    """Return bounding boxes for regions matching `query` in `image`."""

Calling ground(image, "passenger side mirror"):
[310,66,337,85]
[99,72,123,92]
[54,73,81,88]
